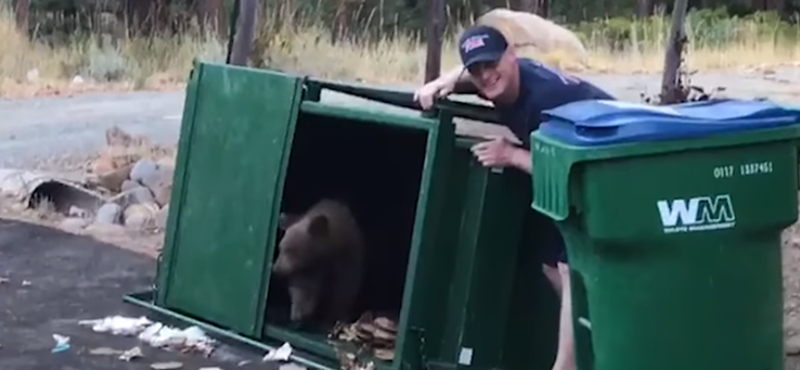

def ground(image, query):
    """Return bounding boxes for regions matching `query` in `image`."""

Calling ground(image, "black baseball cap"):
[458,25,509,69]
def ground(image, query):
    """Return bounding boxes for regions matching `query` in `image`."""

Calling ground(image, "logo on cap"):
[461,35,488,53]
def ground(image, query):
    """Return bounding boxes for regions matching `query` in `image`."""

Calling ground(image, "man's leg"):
[542,262,576,370]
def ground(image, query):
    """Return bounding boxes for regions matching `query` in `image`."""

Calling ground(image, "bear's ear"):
[307,215,329,237]
[279,213,301,230]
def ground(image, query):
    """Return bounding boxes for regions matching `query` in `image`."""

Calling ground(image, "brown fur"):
[273,199,366,330]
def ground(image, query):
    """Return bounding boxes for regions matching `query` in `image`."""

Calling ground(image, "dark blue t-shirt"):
[496,58,615,148]
[494,58,616,266]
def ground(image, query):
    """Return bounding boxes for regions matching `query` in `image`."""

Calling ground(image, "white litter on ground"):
[78,315,153,335]
[79,315,216,356]
[263,342,293,362]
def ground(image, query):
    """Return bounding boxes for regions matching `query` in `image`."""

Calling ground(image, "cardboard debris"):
[330,312,398,361]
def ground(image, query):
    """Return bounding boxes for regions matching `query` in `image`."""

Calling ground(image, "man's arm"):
[439,65,478,94]
[509,147,532,174]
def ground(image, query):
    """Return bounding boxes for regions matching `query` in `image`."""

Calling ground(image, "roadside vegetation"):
[1,3,799,96]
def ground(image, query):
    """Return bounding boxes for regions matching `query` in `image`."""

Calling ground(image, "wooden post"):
[228,0,258,66]
[659,0,689,104]
[424,0,446,83]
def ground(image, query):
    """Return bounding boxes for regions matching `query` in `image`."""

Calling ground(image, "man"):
[413,24,615,370]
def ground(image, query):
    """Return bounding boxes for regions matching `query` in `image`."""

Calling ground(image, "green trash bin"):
[126,61,562,370]
[529,99,800,370]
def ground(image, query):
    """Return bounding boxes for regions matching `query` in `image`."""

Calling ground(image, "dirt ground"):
[0,217,271,370]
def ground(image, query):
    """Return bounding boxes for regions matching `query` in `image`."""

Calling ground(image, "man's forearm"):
[441,65,476,94]
[510,147,532,174]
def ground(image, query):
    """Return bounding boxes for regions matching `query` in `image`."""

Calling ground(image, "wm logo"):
[656,195,736,233]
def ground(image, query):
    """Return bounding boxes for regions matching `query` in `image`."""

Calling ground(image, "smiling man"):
[414,24,615,370]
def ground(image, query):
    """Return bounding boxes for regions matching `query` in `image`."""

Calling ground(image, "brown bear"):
[272,198,366,331]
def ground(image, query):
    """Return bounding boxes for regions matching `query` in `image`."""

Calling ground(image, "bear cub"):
[272,198,366,331]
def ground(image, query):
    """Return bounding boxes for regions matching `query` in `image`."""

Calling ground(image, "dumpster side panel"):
[394,115,455,370]
[159,63,302,336]
[439,152,530,369]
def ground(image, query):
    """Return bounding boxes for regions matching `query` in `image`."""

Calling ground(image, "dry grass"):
[1,5,800,97]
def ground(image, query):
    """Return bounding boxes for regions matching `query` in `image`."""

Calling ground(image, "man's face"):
[467,49,516,101]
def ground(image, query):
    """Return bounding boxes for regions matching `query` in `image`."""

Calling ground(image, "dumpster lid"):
[538,98,800,146]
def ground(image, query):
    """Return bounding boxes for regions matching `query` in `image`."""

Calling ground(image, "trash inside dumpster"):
[125,61,561,370]
[530,98,800,370]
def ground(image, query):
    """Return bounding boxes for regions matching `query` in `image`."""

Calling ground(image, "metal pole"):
[424,0,446,83]
[659,0,689,104]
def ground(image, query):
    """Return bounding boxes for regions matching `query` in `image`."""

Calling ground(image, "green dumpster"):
[529,99,800,370]
[126,61,561,370]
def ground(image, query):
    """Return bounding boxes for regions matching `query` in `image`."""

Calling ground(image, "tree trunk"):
[126,0,158,37]
[637,0,653,17]
[764,0,784,12]
[424,0,446,83]
[197,0,226,38]
[659,0,689,104]
[14,0,29,32]
[228,0,258,67]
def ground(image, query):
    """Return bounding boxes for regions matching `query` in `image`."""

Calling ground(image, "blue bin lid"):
[538,98,800,146]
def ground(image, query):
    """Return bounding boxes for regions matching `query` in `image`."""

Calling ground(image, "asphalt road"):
[2,68,800,170]
[0,218,269,370]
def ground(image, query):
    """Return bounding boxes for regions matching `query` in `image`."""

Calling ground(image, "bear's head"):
[272,212,332,277]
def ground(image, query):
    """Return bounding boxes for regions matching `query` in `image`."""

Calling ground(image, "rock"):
[787,335,800,355]
[94,203,122,225]
[26,68,39,82]
[154,205,169,230]
[68,206,89,218]
[60,217,89,231]
[130,159,159,185]
[121,180,139,192]
[90,156,116,174]
[143,165,174,207]
[95,164,134,193]
[110,186,155,208]
[123,203,159,230]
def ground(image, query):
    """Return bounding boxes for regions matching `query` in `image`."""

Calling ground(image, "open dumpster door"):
[155,62,302,337]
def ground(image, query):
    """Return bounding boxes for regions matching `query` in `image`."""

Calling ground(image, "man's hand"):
[470,136,516,167]
[470,136,532,173]
[413,79,454,110]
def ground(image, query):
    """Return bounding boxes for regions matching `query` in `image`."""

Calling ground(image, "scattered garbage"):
[262,342,293,362]
[79,315,216,356]
[138,322,216,355]
[89,347,124,355]
[51,334,70,353]
[150,361,184,370]
[120,346,144,361]
[330,312,398,361]
[78,315,153,335]
[279,363,307,370]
